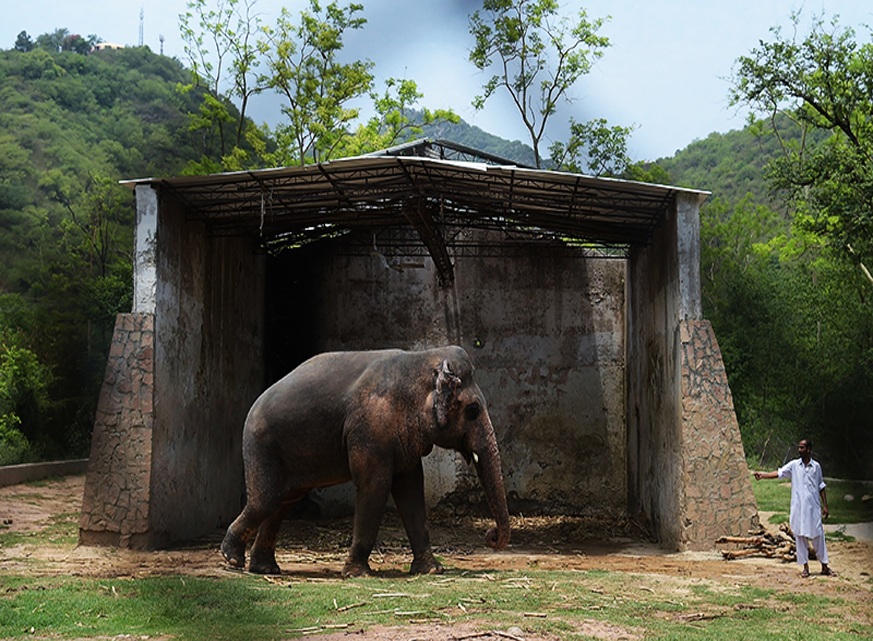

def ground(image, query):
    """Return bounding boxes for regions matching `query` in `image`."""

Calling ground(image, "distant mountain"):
[421,116,538,167]
[654,114,822,210]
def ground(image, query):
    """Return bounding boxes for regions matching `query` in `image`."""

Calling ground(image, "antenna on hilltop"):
[139,8,144,47]
[159,34,165,56]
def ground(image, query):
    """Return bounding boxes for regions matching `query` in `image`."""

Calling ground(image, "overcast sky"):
[3,0,871,161]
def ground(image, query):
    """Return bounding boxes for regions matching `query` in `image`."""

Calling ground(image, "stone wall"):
[679,320,758,549]
[79,313,154,548]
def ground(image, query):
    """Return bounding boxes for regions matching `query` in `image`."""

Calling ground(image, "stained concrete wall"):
[277,230,627,517]
[627,192,756,550]
[81,186,265,548]
[149,194,264,545]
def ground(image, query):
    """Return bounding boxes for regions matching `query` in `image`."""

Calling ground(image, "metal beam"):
[403,196,454,286]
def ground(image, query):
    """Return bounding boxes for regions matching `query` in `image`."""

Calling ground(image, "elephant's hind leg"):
[248,491,306,574]
[220,449,287,570]
[220,507,259,568]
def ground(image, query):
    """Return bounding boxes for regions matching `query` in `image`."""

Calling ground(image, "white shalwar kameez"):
[777,457,828,566]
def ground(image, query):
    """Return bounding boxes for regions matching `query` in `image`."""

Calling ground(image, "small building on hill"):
[79,140,758,551]
[92,42,125,52]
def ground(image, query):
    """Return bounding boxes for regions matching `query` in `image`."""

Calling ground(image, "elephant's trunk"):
[474,416,511,550]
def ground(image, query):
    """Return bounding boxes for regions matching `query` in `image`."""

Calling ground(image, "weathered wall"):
[627,192,757,550]
[83,183,757,550]
[275,231,627,517]
[148,195,265,546]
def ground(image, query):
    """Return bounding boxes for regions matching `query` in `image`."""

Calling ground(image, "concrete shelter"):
[79,140,758,551]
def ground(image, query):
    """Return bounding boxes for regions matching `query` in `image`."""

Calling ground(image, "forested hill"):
[0,45,231,462]
[0,46,224,225]
[653,113,828,210]
[0,45,232,289]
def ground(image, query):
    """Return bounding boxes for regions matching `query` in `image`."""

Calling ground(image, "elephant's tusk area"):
[472,452,479,464]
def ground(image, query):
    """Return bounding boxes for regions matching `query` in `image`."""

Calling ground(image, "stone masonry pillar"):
[678,319,758,549]
[79,312,154,548]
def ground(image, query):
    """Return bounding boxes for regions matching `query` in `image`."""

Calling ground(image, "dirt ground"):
[2,475,872,641]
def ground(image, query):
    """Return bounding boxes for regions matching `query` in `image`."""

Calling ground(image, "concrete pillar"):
[627,191,757,549]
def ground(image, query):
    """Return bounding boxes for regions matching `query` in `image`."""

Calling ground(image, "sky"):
[3,0,872,161]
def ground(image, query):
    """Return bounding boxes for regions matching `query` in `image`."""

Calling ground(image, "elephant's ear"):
[433,359,461,430]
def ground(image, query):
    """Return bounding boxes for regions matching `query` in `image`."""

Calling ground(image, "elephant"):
[220,345,511,577]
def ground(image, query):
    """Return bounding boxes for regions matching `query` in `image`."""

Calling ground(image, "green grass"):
[1,568,870,640]
[750,475,873,526]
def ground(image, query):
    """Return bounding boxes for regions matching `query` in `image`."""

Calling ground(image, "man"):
[754,439,833,577]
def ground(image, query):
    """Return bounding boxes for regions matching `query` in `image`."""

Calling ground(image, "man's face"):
[798,441,811,458]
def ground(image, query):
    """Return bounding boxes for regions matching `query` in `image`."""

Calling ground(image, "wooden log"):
[716,536,765,545]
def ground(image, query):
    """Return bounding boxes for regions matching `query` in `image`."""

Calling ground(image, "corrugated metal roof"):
[121,140,708,277]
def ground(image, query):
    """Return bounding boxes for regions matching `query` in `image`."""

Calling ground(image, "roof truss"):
[122,140,708,285]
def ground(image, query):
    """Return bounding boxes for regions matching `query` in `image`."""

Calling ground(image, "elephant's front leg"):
[343,470,392,577]
[392,461,442,575]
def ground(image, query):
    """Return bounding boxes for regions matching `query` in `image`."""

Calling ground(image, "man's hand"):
[822,506,829,521]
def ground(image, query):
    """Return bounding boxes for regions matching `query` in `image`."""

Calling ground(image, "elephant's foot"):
[409,551,443,575]
[248,549,281,575]
[342,559,373,578]
[220,533,246,569]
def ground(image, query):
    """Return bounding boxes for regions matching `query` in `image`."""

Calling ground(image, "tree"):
[35,28,70,53]
[261,0,373,165]
[469,0,620,169]
[13,31,34,52]
[0,295,52,465]
[730,13,873,286]
[550,117,634,176]
[337,78,460,158]
[180,0,265,159]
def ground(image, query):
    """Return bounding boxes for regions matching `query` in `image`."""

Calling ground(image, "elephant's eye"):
[464,402,480,421]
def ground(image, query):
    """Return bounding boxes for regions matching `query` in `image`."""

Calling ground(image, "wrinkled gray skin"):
[220,346,511,576]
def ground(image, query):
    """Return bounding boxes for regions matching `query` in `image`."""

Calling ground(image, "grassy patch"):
[750,475,873,525]
[1,569,870,640]
[0,512,79,548]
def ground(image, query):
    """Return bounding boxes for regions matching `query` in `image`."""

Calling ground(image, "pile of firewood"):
[717,523,812,562]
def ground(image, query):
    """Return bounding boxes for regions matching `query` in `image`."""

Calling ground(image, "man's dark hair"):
[802,438,813,450]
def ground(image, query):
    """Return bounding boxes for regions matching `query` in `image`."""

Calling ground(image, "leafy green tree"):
[0,295,52,464]
[337,78,460,157]
[550,117,635,176]
[35,28,70,53]
[469,0,620,169]
[730,12,873,285]
[261,0,373,165]
[62,34,96,55]
[180,0,265,162]
[13,31,34,52]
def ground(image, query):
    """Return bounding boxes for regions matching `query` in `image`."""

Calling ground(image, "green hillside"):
[0,45,228,461]
[657,119,872,478]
